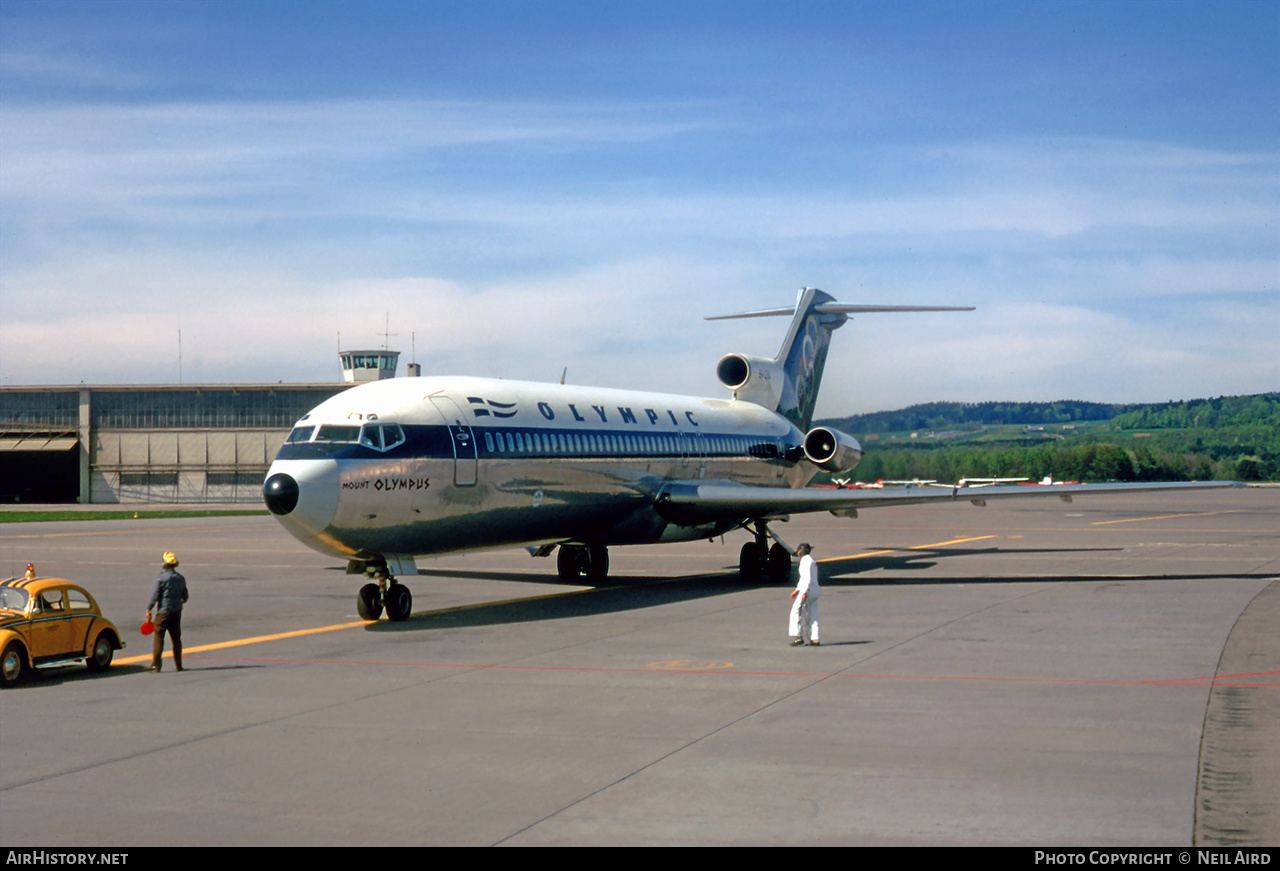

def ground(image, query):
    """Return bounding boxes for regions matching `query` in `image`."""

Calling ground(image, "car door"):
[29,588,74,662]
[65,587,98,654]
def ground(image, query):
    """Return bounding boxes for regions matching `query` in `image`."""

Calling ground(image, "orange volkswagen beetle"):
[1,571,125,687]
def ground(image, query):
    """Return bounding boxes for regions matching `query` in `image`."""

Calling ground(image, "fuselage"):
[264,375,816,563]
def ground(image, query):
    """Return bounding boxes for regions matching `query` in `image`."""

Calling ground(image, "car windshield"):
[0,587,30,611]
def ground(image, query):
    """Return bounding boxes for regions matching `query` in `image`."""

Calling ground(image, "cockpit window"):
[315,425,361,443]
[381,424,405,450]
[286,426,315,443]
[359,423,405,452]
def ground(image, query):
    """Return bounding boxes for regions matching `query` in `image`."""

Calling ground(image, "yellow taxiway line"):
[116,620,373,665]
[1090,510,1244,526]
[818,534,999,563]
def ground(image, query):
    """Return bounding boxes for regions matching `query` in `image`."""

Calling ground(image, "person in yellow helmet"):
[145,551,189,672]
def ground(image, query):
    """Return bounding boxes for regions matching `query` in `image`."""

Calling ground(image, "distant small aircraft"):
[263,287,1236,621]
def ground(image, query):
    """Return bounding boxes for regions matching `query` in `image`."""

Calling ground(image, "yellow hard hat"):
[163,552,178,565]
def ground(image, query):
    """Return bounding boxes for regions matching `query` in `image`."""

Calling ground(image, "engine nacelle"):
[803,426,863,473]
[716,354,783,409]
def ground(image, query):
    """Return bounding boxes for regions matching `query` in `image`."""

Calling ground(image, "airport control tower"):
[339,349,400,383]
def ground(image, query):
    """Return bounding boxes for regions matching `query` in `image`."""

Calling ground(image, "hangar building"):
[0,349,405,504]
[0,384,349,503]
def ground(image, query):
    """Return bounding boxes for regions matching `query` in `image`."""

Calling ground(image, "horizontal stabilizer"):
[706,303,975,321]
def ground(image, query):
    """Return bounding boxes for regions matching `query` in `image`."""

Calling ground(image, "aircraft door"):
[427,395,478,486]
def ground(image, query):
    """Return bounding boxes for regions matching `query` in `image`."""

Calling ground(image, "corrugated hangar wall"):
[1,385,348,504]
[90,429,284,503]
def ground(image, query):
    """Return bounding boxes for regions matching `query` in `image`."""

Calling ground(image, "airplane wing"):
[654,479,1241,524]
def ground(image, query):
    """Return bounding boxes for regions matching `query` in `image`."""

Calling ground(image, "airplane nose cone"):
[262,460,341,553]
[263,473,300,515]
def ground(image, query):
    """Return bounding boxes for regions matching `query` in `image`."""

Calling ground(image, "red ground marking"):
[184,655,1280,687]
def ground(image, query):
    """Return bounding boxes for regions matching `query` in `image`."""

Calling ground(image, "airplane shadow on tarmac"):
[365,571,750,633]
[816,542,1266,586]
[361,543,1263,634]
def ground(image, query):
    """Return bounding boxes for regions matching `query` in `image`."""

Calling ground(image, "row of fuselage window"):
[480,428,782,460]
[287,422,784,460]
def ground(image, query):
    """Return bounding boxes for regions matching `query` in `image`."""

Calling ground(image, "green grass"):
[0,509,269,523]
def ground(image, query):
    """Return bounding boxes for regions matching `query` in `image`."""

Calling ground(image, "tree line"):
[817,393,1279,483]
[823,400,1145,434]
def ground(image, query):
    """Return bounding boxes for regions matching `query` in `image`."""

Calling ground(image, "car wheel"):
[1,642,27,688]
[86,632,115,673]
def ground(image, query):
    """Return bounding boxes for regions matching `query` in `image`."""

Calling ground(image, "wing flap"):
[655,480,1241,525]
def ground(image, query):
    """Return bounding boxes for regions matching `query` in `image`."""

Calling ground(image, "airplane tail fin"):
[771,287,844,430]
[709,289,973,430]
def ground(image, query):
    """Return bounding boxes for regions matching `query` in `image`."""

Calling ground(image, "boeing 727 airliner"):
[263,287,1234,621]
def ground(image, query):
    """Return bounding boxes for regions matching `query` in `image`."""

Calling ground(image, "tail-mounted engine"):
[803,426,863,473]
[716,354,783,410]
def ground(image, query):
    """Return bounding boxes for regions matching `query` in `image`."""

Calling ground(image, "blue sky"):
[2,0,1276,415]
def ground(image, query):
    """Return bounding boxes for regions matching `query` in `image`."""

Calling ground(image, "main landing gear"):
[738,521,793,584]
[357,570,413,622]
[557,544,610,583]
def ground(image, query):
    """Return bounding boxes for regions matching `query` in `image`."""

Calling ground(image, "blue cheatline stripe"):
[273,424,798,463]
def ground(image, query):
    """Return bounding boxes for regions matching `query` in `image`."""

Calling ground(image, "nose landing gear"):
[355,562,413,622]
[357,582,384,621]
[384,582,412,621]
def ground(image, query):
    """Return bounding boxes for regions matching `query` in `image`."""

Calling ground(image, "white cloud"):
[816,298,1278,415]
[0,99,717,206]
[1,87,1274,411]
[0,253,766,389]
[0,45,151,90]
